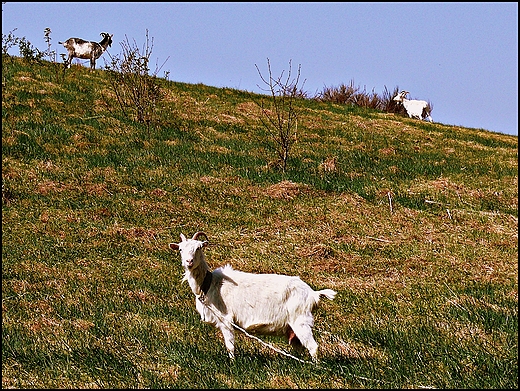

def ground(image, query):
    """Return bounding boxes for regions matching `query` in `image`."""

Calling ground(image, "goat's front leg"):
[64,55,72,69]
[217,323,235,359]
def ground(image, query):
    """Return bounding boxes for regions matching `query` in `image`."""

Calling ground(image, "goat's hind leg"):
[289,316,319,360]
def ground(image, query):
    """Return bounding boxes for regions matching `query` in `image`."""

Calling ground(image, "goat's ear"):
[202,240,209,247]
[169,243,179,250]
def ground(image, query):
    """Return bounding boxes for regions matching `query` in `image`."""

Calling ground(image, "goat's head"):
[169,232,208,269]
[100,32,113,47]
[393,90,409,103]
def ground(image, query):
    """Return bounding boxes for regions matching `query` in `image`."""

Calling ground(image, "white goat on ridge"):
[393,90,433,122]
[59,32,113,70]
[169,232,337,361]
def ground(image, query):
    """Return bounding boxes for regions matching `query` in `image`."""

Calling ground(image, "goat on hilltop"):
[393,90,433,122]
[59,32,113,70]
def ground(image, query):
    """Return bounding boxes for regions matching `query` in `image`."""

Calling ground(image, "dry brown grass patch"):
[109,224,159,246]
[319,156,338,172]
[236,101,259,114]
[15,74,37,83]
[71,318,95,331]
[265,180,310,200]
[379,147,396,156]
[299,243,336,259]
[268,375,299,388]
[156,364,182,383]
[319,332,387,361]
[218,113,242,124]
[199,175,224,184]
[205,144,231,154]
[26,315,64,334]
[150,188,168,197]
[126,289,157,303]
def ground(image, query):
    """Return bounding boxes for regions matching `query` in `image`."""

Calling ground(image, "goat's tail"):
[316,289,336,301]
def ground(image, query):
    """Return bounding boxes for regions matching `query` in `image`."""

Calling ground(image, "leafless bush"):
[352,86,383,110]
[255,58,304,172]
[104,30,169,132]
[316,80,359,105]
[315,79,385,110]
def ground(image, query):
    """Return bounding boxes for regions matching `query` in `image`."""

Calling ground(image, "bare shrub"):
[104,30,169,132]
[353,86,383,110]
[316,80,359,105]
[254,58,304,172]
[315,79,384,110]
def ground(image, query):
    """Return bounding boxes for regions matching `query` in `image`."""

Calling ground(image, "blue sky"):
[2,2,518,136]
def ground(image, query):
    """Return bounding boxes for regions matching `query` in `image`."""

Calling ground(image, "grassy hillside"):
[2,57,518,388]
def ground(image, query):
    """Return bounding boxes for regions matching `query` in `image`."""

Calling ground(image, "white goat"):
[169,232,337,360]
[58,32,113,70]
[393,90,433,122]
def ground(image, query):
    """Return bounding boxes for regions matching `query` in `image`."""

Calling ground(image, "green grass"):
[2,56,518,388]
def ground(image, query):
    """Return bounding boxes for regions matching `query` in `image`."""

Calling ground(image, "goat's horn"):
[192,231,208,241]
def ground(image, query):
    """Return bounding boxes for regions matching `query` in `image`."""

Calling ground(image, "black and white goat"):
[169,232,337,361]
[393,90,433,122]
[58,32,113,70]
